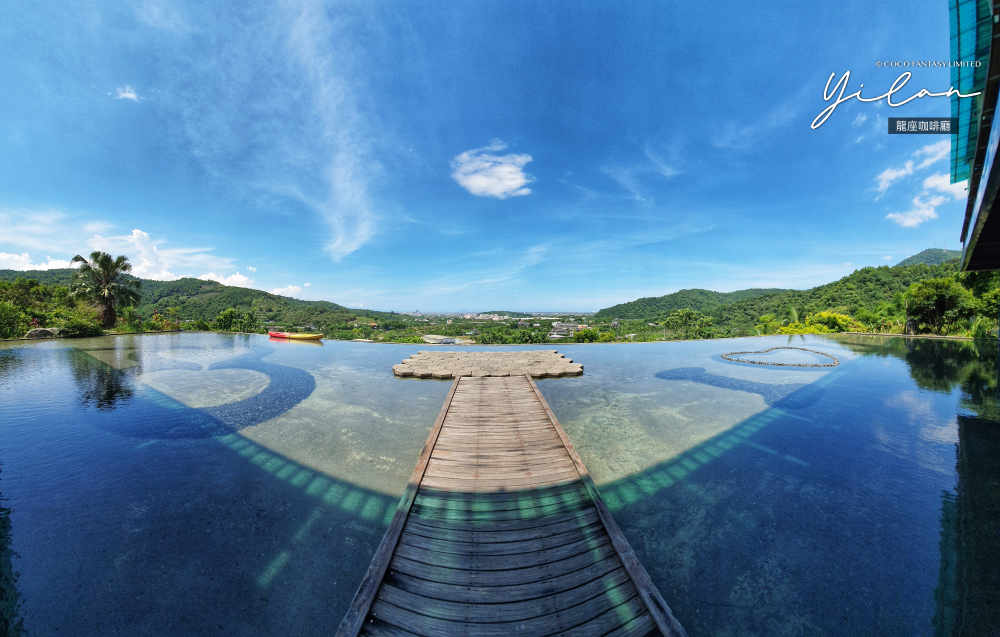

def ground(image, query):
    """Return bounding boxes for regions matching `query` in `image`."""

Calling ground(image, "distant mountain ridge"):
[896,248,962,267]
[0,269,391,328]
[594,248,962,329]
[593,288,790,320]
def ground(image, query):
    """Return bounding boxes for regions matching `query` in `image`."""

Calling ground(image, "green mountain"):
[0,269,392,329]
[709,260,960,329]
[897,248,962,267]
[593,288,790,321]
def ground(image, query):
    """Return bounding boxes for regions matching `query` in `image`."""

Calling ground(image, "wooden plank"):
[387,541,619,587]
[396,518,606,557]
[400,510,603,544]
[413,481,586,505]
[383,556,625,604]
[547,594,648,637]
[374,569,635,623]
[408,499,589,523]
[335,379,461,637]
[413,486,589,512]
[393,533,611,572]
[527,375,686,637]
[405,503,592,532]
[366,586,641,637]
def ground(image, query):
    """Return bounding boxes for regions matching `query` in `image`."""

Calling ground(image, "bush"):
[0,300,26,338]
[806,311,855,332]
[572,328,599,342]
[905,277,977,334]
[778,321,831,335]
[58,316,104,338]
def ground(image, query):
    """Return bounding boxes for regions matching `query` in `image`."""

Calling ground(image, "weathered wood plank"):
[396,518,606,557]
[343,374,683,637]
[393,533,611,572]
[367,580,642,637]
[387,541,620,587]
[374,569,635,624]
[401,509,602,544]
[382,557,625,605]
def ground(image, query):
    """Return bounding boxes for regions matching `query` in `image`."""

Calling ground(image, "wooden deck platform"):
[336,375,687,637]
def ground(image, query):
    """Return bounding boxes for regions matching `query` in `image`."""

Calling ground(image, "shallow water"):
[0,333,996,635]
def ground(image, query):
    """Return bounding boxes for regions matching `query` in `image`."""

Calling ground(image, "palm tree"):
[70,251,142,329]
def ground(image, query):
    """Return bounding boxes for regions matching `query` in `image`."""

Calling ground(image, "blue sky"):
[0,0,972,312]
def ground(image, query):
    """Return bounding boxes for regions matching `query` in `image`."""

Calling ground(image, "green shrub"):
[905,277,977,334]
[0,300,27,339]
[778,321,831,335]
[806,311,855,332]
[58,316,104,338]
[572,328,599,342]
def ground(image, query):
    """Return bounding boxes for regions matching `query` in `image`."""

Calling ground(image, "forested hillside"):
[593,288,789,320]
[0,269,392,329]
[706,261,959,330]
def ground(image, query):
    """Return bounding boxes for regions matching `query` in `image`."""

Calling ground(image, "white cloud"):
[886,194,947,227]
[271,284,302,297]
[914,140,950,169]
[246,265,257,272]
[923,173,968,199]
[199,271,255,287]
[451,140,534,199]
[0,253,74,270]
[115,86,140,102]
[876,161,914,193]
[852,113,868,127]
[876,141,952,194]
[844,262,852,266]
[884,256,892,260]
[303,282,311,287]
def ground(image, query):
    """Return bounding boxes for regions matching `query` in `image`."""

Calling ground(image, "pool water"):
[0,333,996,635]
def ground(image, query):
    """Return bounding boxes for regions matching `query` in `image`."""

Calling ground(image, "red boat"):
[268,331,324,340]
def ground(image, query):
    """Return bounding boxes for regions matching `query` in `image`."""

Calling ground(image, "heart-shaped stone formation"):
[721,346,839,367]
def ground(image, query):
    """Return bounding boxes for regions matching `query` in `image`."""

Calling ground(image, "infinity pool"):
[0,333,996,635]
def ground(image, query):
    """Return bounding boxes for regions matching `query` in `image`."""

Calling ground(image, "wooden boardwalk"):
[336,375,687,637]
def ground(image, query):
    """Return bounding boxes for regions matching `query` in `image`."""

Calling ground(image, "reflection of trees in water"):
[0,466,25,636]
[835,337,1000,635]
[69,350,137,411]
[933,416,1000,636]
[836,336,998,420]
[0,351,23,385]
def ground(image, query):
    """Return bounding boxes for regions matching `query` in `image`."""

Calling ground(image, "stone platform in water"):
[393,350,583,379]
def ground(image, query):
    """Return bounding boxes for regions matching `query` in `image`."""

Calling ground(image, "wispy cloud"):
[914,140,950,169]
[876,141,951,194]
[876,161,914,193]
[884,171,968,228]
[852,113,868,127]
[174,0,381,260]
[923,172,967,199]
[246,265,257,272]
[886,194,948,228]
[115,86,140,102]
[451,140,534,199]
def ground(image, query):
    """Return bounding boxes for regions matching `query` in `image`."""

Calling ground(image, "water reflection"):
[0,466,25,636]
[933,415,1000,636]
[69,349,136,411]
[656,367,806,406]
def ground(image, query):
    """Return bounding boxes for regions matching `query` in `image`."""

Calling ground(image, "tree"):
[69,251,142,329]
[904,277,976,334]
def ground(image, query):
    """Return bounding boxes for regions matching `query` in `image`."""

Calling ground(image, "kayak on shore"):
[268,331,324,340]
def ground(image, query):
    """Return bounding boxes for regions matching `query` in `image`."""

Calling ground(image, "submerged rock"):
[24,328,59,339]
